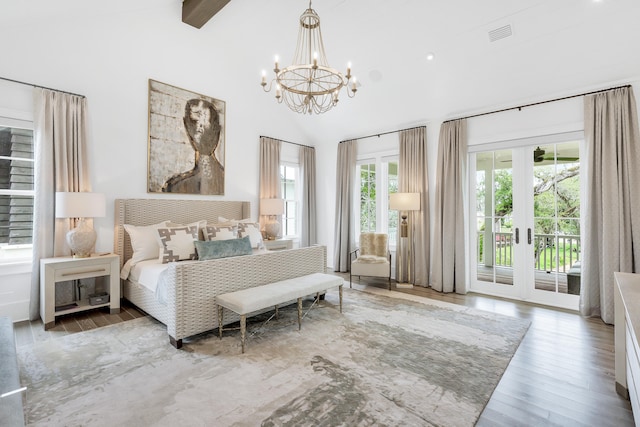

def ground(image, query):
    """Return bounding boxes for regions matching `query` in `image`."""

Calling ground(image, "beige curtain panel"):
[333,139,357,272]
[398,127,430,286]
[299,145,317,247]
[30,88,90,320]
[431,119,468,293]
[580,86,640,324]
[259,137,282,233]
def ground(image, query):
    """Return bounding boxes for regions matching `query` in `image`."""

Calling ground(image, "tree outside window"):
[357,158,398,244]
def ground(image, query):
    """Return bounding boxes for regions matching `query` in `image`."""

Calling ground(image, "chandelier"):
[261,1,357,115]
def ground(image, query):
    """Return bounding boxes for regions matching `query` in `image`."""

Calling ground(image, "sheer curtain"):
[259,137,282,233]
[333,140,357,272]
[431,119,468,293]
[581,86,640,324]
[299,145,317,247]
[398,128,429,286]
[30,88,90,320]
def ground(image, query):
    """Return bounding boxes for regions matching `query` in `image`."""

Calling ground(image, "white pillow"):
[123,221,169,266]
[203,224,238,241]
[218,216,252,225]
[237,222,263,248]
[156,226,199,263]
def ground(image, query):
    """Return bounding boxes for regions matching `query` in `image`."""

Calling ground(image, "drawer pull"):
[61,269,107,277]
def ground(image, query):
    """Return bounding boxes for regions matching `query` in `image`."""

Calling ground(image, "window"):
[280,163,298,237]
[0,125,34,262]
[356,156,398,245]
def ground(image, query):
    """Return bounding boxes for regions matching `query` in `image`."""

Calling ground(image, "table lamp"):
[260,198,284,240]
[55,192,106,258]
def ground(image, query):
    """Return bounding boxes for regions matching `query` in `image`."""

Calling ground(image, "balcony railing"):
[477,232,580,273]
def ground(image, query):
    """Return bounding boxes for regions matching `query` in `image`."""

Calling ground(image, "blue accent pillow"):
[195,236,253,260]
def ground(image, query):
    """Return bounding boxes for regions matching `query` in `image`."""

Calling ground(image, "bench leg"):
[339,285,343,313]
[297,298,302,330]
[218,305,224,339]
[275,305,279,319]
[240,315,246,354]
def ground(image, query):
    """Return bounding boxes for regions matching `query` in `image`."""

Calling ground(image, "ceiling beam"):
[182,0,231,29]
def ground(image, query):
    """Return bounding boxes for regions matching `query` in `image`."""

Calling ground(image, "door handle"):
[527,228,532,245]
[515,228,519,244]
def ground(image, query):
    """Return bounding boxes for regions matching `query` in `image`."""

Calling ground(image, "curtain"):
[259,137,282,234]
[333,140,357,272]
[581,86,640,324]
[29,88,90,320]
[299,145,317,247]
[398,127,430,286]
[431,119,468,293]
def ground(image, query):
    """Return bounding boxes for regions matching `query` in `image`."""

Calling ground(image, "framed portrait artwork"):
[147,79,226,195]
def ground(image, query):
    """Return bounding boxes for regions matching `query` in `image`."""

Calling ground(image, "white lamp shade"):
[260,198,285,216]
[389,193,421,211]
[55,192,106,219]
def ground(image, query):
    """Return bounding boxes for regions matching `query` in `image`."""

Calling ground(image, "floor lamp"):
[389,192,421,288]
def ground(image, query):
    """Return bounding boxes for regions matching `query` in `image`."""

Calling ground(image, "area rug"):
[18,287,530,426]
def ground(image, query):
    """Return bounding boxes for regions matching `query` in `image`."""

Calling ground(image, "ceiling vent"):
[488,24,513,42]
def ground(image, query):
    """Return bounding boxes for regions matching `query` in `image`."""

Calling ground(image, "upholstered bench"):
[216,273,343,353]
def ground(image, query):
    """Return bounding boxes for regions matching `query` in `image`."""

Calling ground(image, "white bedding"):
[128,259,170,293]
[123,248,270,305]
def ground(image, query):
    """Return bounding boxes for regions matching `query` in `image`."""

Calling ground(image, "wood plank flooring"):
[14,275,634,426]
[13,300,145,347]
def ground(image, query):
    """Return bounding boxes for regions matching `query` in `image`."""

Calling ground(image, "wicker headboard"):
[114,198,251,267]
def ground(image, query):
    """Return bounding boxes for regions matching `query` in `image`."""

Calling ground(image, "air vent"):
[488,24,513,42]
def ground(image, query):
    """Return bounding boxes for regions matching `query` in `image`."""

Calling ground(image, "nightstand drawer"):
[54,263,111,281]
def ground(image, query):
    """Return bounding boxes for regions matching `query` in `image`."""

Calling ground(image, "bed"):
[114,198,328,348]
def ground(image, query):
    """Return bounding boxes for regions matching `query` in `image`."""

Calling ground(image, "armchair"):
[349,232,391,290]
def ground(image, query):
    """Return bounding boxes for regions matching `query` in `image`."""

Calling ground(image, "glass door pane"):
[532,141,581,295]
[475,150,514,286]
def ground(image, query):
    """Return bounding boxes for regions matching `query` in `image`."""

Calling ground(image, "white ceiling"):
[2,0,639,144]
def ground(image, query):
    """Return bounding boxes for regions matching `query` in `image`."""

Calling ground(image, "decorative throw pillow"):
[156,226,199,263]
[166,220,207,240]
[237,222,263,248]
[195,236,253,261]
[203,224,238,241]
[123,221,169,266]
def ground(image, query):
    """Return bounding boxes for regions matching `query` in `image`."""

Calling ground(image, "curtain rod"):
[260,135,314,149]
[443,84,631,123]
[339,125,426,143]
[0,76,86,98]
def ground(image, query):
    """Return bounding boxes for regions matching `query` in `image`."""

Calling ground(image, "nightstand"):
[39,254,120,330]
[263,239,293,251]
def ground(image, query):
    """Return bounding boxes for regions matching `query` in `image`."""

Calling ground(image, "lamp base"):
[265,219,281,240]
[66,219,96,258]
[395,282,414,289]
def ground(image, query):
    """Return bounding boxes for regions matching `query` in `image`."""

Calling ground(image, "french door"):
[469,135,582,310]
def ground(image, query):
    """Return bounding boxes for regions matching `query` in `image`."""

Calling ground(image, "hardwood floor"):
[12,300,145,347]
[14,276,634,426]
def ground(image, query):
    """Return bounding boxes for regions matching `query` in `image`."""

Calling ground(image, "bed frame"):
[113,198,327,348]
